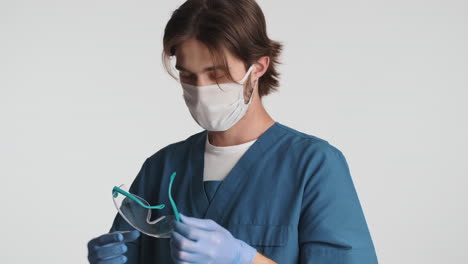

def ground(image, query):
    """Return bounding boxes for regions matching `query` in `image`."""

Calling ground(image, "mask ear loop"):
[216,64,255,93]
[236,64,254,104]
[244,67,258,104]
[238,65,255,85]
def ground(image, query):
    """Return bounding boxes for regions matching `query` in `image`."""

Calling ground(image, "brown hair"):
[161,0,283,98]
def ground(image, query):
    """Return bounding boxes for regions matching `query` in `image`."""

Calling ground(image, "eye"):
[209,70,225,80]
[180,73,196,80]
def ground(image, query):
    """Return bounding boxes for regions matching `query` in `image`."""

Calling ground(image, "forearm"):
[252,252,278,264]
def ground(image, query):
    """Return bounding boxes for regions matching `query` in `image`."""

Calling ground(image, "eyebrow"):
[175,64,225,73]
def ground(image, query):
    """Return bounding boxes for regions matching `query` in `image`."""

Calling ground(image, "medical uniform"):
[109,121,379,263]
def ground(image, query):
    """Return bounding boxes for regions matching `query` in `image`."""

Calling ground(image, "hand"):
[87,230,140,264]
[170,213,257,264]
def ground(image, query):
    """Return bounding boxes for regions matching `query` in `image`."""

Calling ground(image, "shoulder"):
[274,122,351,184]
[274,124,354,192]
[144,129,205,164]
[275,122,345,159]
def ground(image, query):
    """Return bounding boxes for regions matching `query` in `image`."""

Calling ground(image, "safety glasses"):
[112,171,180,238]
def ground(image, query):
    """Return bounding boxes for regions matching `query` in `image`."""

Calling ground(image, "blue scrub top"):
[109,122,379,263]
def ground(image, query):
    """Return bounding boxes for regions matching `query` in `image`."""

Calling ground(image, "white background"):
[1,0,467,263]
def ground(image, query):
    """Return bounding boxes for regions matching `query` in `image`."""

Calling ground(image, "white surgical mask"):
[181,64,255,131]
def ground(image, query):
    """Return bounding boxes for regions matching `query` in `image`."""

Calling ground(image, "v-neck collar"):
[188,121,287,224]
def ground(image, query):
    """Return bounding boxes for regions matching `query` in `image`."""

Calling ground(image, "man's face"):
[174,38,248,87]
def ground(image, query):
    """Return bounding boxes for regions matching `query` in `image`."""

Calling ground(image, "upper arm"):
[298,143,378,263]
[108,158,151,263]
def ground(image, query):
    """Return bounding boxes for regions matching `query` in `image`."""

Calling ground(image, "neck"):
[207,91,275,147]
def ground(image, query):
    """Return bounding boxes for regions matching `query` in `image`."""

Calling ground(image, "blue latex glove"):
[87,230,140,264]
[170,213,257,264]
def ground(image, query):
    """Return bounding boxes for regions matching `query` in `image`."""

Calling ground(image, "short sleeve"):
[298,143,378,263]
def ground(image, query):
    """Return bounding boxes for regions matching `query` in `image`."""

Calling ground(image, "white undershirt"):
[203,133,257,182]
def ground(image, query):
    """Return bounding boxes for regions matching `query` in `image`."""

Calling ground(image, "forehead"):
[174,38,238,72]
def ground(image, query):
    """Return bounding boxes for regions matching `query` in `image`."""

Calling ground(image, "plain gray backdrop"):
[1,0,467,263]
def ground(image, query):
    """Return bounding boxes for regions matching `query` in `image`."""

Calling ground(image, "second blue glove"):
[170,213,257,264]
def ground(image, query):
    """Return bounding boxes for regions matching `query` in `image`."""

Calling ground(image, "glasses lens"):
[112,184,175,238]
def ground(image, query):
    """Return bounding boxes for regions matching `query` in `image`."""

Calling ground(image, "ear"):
[253,56,270,81]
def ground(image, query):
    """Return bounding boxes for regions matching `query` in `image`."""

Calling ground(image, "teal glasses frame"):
[112,171,181,222]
